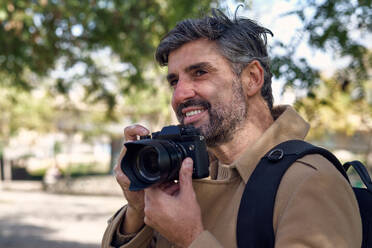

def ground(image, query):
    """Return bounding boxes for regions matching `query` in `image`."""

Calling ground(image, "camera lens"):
[121,125,209,191]
[136,146,161,182]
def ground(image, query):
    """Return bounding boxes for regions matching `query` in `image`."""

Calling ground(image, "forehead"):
[167,39,226,73]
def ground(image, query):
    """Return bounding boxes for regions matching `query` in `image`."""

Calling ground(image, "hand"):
[144,158,204,248]
[114,124,149,233]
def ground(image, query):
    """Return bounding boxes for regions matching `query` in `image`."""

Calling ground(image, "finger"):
[124,124,149,141]
[158,181,175,190]
[116,145,127,165]
[114,163,128,182]
[145,185,170,202]
[145,185,160,197]
[162,182,180,196]
[114,165,130,190]
[179,157,194,195]
[114,147,128,179]
[158,181,180,195]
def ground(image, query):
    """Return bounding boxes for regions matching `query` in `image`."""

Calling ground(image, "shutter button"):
[268,149,284,162]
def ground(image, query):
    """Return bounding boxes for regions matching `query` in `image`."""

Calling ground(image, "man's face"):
[167,39,248,146]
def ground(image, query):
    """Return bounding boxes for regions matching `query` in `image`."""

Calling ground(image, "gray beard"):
[198,80,247,147]
[176,79,247,147]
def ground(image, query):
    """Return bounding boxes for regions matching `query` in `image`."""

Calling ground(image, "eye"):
[195,70,207,77]
[169,79,178,87]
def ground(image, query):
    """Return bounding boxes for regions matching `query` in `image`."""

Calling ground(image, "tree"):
[0,0,219,112]
[0,82,55,140]
[271,0,371,96]
[295,75,372,166]
[270,0,372,165]
[266,0,371,166]
[295,77,372,138]
[2,0,370,132]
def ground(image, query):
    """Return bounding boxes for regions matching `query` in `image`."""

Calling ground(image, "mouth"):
[176,99,211,126]
[182,107,208,125]
[185,109,204,117]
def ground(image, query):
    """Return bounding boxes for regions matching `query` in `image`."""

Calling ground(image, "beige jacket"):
[102,106,362,248]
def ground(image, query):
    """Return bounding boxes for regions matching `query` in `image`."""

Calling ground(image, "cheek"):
[171,94,177,112]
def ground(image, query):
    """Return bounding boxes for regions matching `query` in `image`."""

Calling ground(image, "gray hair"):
[155,9,274,111]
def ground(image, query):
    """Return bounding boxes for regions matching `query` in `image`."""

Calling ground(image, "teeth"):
[185,110,203,117]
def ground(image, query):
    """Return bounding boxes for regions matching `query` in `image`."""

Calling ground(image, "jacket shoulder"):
[273,153,362,247]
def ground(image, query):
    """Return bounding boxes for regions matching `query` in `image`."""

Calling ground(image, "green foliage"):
[28,162,107,177]
[271,0,371,94]
[295,76,372,139]
[27,167,47,177]
[0,0,217,110]
[1,0,370,141]
[53,141,62,154]
[0,83,55,139]
[63,162,108,177]
[124,78,172,123]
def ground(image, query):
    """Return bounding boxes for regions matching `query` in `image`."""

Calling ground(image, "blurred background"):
[0,0,371,247]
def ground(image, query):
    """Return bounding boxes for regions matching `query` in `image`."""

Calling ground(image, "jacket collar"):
[232,105,310,183]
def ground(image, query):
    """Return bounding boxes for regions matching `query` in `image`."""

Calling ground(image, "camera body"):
[121,125,210,191]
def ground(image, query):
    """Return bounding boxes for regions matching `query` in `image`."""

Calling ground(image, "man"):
[102,9,362,248]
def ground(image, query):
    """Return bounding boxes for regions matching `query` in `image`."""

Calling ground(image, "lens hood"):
[121,139,177,190]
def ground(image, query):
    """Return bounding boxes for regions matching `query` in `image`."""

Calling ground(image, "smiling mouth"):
[176,99,211,124]
[185,109,204,117]
[181,107,208,125]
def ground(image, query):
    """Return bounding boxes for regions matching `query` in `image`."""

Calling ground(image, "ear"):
[240,60,264,97]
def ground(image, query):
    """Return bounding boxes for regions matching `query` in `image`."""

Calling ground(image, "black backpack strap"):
[343,161,372,248]
[344,161,372,193]
[236,139,348,248]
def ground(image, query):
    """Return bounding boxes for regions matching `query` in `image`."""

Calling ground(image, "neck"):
[208,96,273,164]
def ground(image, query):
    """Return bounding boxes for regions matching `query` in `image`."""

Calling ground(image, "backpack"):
[237,139,372,248]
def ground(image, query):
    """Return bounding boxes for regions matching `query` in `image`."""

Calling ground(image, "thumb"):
[179,157,194,194]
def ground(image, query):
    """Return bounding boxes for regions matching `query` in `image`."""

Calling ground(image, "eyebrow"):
[166,73,177,83]
[185,62,214,73]
[166,62,216,83]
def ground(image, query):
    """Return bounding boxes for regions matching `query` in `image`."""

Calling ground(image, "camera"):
[121,125,210,191]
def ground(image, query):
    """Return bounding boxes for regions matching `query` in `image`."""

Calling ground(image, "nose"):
[171,77,196,110]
